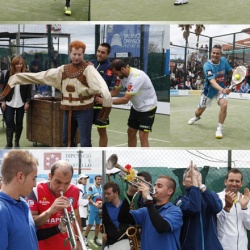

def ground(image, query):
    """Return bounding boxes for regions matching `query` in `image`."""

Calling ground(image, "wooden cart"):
[27,97,65,147]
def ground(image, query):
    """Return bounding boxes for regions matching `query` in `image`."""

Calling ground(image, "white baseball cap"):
[77,174,89,180]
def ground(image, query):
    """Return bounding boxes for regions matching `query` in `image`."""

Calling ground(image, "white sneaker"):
[215,129,223,139]
[174,0,189,5]
[84,237,88,246]
[188,116,201,125]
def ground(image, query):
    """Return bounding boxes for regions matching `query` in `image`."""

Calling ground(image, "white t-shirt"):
[77,183,89,218]
[7,85,24,108]
[116,67,157,112]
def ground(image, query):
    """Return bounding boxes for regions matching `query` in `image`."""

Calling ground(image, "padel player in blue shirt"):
[188,44,232,139]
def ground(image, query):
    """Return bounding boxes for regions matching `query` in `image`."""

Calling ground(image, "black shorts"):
[92,105,110,128]
[128,106,157,132]
[81,217,87,228]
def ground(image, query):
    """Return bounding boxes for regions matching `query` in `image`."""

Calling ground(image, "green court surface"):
[91,0,248,22]
[170,95,250,148]
[1,0,89,21]
[81,230,102,250]
[0,108,169,148]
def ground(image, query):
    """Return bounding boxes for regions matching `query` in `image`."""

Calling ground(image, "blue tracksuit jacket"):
[174,186,223,250]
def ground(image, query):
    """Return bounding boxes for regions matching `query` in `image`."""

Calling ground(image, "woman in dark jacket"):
[1,56,31,148]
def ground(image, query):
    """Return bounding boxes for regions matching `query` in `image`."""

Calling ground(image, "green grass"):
[170,95,250,148]
[2,0,248,22]
[0,108,169,148]
[1,0,89,21]
[91,0,249,22]
[82,230,102,250]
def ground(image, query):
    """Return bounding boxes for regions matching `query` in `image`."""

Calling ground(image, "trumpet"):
[60,191,87,250]
[106,154,155,195]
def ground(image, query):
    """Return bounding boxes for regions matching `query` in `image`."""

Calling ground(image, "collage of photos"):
[0,2,250,250]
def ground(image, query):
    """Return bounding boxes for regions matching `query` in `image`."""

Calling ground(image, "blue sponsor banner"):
[106,25,149,72]
[170,89,179,96]
[165,49,170,75]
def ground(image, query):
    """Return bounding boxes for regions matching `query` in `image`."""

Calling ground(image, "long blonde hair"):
[10,56,27,76]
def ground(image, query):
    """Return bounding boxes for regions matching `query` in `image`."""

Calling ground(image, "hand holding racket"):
[229,66,247,90]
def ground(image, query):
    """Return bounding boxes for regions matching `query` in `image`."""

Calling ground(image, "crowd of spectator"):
[170,58,204,90]
[170,49,250,93]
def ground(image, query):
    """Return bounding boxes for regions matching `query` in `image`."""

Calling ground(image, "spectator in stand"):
[234,59,239,67]
[204,45,208,54]
[189,70,195,80]
[199,45,204,54]
[30,61,41,95]
[1,57,9,85]
[51,51,60,68]
[240,80,250,93]
[170,71,176,88]
[185,77,192,90]
[191,78,197,90]
[195,74,202,90]
[30,54,41,71]
[1,57,9,71]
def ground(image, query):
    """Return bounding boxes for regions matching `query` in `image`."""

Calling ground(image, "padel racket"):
[229,66,247,90]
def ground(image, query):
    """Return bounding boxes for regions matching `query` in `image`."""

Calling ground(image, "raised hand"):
[224,191,237,212]
[188,161,199,187]
[137,181,150,200]
[239,188,250,209]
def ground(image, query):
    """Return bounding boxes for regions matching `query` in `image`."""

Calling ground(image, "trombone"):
[60,191,87,250]
[106,154,155,195]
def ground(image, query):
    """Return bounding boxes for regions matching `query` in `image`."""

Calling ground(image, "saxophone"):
[118,192,141,250]
[126,226,141,250]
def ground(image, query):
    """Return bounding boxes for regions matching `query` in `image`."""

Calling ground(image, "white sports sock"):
[217,123,222,130]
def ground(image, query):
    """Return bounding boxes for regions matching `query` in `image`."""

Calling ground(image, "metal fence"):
[170,27,250,89]
[105,149,250,249]
[105,150,250,202]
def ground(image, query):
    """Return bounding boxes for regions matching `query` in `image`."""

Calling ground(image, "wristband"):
[145,200,154,205]
[58,224,67,233]
[199,184,206,190]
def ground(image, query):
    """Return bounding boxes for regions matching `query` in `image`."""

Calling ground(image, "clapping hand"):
[224,191,237,212]
[239,188,250,209]
[187,161,200,187]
